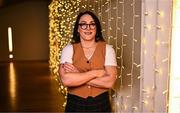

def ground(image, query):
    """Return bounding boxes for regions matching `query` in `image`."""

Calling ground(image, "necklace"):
[82,44,97,60]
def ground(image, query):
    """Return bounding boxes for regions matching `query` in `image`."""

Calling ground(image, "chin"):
[84,37,95,41]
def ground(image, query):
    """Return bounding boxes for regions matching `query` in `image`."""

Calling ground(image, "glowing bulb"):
[162,90,168,95]
[142,100,148,105]
[143,38,147,45]
[144,11,149,16]
[132,106,138,110]
[156,40,160,45]
[144,50,147,54]
[137,76,141,79]
[9,54,13,59]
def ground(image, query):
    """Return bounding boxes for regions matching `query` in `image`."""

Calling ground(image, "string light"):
[141,0,171,112]
[169,0,180,113]
[162,58,168,63]
[137,76,141,79]
[49,0,80,107]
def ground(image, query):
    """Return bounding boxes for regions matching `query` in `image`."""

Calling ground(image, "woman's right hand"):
[89,69,106,78]
[63,62,79,73]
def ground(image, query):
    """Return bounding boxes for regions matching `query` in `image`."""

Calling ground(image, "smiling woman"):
[49,0,142,112]
[59,11,117,112]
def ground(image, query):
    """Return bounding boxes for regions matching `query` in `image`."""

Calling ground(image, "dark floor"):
[0,61,65,112]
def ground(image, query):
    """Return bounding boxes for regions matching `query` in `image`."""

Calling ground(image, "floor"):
[0,61,65,112]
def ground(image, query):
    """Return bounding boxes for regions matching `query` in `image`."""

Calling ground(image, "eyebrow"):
[79,20,95,23]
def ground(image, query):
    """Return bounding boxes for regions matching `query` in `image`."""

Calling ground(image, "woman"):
[59,11,117,112]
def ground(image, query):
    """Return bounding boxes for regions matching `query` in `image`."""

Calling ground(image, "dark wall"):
[0,1,49,61]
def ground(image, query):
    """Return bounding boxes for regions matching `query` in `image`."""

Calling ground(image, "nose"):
[86,25,91,30]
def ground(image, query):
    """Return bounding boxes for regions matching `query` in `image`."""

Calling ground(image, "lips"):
[84,32,92,35]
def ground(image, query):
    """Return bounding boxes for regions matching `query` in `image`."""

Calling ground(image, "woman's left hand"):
[63,62,79,73]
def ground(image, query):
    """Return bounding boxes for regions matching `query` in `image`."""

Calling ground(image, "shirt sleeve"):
[60,44,73,64]
[105,44,117,66]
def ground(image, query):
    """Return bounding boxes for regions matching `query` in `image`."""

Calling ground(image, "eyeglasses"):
[78,23,96,30]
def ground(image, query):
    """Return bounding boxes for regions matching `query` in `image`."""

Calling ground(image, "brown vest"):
[68,41,108,98]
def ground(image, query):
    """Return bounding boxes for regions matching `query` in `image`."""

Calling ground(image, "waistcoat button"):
[87,85,91,88]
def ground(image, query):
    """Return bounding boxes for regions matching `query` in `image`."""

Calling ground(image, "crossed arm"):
[59,63,117,88]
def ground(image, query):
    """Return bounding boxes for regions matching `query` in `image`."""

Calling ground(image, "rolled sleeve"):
[60,44,73,64]
[105,44,117,66]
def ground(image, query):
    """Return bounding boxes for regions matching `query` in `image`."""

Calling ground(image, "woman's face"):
[78,14,96,42]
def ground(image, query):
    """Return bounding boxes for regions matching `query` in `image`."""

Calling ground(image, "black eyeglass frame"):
[78,23,96,30]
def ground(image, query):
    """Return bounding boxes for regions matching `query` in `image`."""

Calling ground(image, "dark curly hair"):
[72,11,105,43]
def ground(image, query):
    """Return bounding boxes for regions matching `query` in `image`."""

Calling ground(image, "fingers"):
[63,62,79,73]
[96,70,106,77]
[64,64,74,72]
[89,69,106,78]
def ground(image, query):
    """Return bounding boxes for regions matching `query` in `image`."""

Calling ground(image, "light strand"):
[49,0,81,107]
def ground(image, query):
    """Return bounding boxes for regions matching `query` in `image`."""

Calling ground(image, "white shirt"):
[60,44,117,66]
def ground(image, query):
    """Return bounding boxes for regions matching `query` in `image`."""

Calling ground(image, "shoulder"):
[61,43,73,57]
[62,44,73,51]
[105,44,117,66]
[106,44,115,51]
[60,43,73,64]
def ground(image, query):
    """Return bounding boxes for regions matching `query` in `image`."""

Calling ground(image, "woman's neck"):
[81,41,97,48]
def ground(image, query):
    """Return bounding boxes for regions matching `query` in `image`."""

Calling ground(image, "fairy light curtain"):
[49,0,80,97]
[141,0,171,112]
